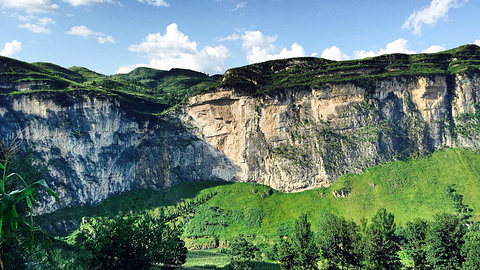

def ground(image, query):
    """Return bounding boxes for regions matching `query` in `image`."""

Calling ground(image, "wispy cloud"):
[232,1,246,11]
[1,40,22,57]
[66,26,115,44]
[403,0,467,35]
[0,0,59,13]
[18,16,55,34]
[475,40,480,46]
[117,23,230,74]
[216,33,240,42]
[137,0,169,7]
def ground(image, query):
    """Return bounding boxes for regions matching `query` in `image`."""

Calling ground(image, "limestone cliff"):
[185,73,479,192]
[1,46,480,212]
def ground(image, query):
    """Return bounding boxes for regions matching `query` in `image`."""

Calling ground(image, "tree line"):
[227,209,480,270]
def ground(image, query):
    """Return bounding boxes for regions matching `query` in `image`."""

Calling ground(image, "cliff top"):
[214,44,480,96]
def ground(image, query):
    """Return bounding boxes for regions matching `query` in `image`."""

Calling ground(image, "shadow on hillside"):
[36,180,233,236]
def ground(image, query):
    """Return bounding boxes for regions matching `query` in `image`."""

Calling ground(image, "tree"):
[317,214,359,269]
[461,224,480,270]
[400,218,430,270]
[226,235,258,270]
[361,208,400,270]
[425,213,466,270]
[79,209,187,270]
[278,214,320,270]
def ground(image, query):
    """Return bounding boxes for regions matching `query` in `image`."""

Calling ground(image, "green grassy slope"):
[32,62,86,83]
[162,148,480,248]
[39,148,480,248]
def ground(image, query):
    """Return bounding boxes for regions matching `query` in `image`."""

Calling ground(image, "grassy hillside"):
[0,57,219,114]
[38,147,480,249]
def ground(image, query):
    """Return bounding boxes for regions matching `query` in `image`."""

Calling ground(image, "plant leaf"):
[0,163,4,170]
[11,179,59,204]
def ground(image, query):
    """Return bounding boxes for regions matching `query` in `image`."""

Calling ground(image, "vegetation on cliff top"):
[214,44,480,96]
[2,44,480,114]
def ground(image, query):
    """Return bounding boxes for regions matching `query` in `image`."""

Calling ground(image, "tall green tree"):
[78,209,187,270]
[361,208,400,270]
[278,214,320,270]
[226,235,258,270]
[317,214,359,269]
[425,213,466,270]
[461,224,480,270]
[400,218,430,270]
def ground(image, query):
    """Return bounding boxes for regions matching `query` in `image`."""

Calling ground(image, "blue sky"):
[1,0,479,75]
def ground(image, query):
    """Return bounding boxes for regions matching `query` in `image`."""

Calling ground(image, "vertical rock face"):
[0,73,479,212]
[185,73,480,191]
[0,92,236,213]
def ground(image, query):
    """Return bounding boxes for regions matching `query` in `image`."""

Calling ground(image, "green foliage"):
[226,235,259,270]
[0,141,59,269]
[399,218,430,270]
[317,214,359,269]
[0,158,59,251]
[78,209,186,270]
[360,208,400,270]
[278,214,319,270]
[425,213,466,270]
[461,224,480,270]
[183,205,243,239]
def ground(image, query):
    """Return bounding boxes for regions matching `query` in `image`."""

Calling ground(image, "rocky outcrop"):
[1,71,479,213]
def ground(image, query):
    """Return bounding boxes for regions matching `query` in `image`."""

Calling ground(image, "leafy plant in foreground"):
[0,141,59,268]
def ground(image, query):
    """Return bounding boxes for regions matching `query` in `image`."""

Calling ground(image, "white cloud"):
[475,40,480,46]
[61,0,113,6]
[321,45,350,61]
[378,38,416,55]
[117,23,231,74]
[66,25,115,44]
[1,40,22,57]
[137,0,169,7]
[403,0,466,35]
[321,38,433,61]
[422,45,446,53]
[352,50,376,59]
[18,23,49,33]
[0,0,59,13]
[241,30,306,64]
[17,16,54,33]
